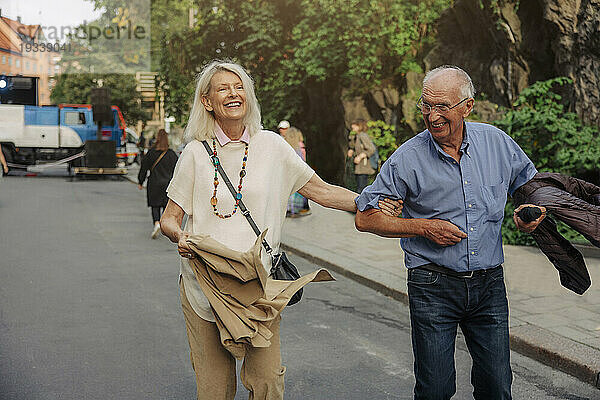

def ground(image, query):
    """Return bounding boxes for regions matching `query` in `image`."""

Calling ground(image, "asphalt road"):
[1,171,599,399]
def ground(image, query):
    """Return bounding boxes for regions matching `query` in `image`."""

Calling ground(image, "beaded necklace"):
[210,138,248,219]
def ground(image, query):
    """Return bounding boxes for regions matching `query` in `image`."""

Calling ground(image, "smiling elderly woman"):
[159,60,400,400]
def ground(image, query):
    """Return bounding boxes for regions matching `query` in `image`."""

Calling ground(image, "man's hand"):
[421,219,467,246]
[138,184,143,190]
[379,198,403,217]
[513,204,546,233]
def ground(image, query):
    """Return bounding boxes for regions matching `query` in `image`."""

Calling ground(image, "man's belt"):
[417,263,502,279]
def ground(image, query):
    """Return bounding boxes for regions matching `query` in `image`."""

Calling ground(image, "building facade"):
[0,14,58,105]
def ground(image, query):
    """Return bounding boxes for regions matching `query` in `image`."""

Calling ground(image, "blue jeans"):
[407,266,512,400]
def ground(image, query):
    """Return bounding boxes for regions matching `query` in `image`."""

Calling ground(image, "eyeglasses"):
[416,96,470,114]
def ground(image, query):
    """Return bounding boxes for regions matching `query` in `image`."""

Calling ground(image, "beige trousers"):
[180,279,285,400]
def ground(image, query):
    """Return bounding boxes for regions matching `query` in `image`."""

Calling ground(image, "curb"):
[281,242,600,389]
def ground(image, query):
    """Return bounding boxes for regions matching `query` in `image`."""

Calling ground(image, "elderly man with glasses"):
[354,65,545,400]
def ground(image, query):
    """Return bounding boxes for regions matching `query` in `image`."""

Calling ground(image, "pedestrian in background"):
[277,119,290,138]
[279,123,311,217]
[135,132,147,165]
[138,129,178,239]
[0,146,8,177]
[347,119,376,193]
[159,60,402,400]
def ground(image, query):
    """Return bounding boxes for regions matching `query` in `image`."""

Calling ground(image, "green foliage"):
[59,0,151,74]
[496,77,600,176]
[51,73,149,126]
[152,0,452,181]
[496,77,600,246]
[154,0,453,127]
[50,1,153,126]
[366,120,397,162]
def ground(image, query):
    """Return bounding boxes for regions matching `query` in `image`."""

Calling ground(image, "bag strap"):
[150,150,167,172]
[201,140,274,256]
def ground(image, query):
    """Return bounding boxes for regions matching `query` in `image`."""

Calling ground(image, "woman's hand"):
[379,198,403,217]
[347,149,354,158]
[354,152,366,164]
[178,231,195,259]
[137,184,143,190]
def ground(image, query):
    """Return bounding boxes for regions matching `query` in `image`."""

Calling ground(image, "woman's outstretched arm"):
[298,173,402,214]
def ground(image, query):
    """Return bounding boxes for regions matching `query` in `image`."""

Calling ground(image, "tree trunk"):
[297,78,347,186]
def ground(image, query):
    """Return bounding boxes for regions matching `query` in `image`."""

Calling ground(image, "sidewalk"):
[281,203,600,388]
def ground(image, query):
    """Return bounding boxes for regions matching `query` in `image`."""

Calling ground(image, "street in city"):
[1,169,599,399]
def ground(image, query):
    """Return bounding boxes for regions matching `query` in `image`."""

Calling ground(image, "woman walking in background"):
[347,119,376,193]
[138,129,178,238]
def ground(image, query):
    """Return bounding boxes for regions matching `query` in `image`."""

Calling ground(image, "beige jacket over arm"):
[186,232,334,359]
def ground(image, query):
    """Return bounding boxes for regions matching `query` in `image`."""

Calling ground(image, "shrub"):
[495,77,600,175]
[366,120,398,162]
[494,77,600,246]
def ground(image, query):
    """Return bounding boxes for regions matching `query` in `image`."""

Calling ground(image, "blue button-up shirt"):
[356,122,537,272]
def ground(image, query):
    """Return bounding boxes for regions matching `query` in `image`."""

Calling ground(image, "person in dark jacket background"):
[138,129,178,238]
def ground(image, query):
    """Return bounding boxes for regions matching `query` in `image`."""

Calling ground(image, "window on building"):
[1,56,5,64]
[8,57,12,66]
[64,111,86,125]
[15,59,20,68]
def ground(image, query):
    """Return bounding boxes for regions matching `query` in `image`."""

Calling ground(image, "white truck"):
[0,103,137,173]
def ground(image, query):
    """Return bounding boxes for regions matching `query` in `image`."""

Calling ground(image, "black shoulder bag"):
[201,141,303,305]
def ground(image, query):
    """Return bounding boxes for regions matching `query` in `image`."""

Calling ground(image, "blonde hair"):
[283,126,304,151]
[183,60,262,143]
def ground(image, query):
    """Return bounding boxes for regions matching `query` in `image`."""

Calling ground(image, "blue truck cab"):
[1,103,127,166]
[57,104,126,147]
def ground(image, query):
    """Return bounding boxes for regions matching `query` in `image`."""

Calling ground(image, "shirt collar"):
[460,125,471,155]
[428,122,471,159]
[214,123,250,146]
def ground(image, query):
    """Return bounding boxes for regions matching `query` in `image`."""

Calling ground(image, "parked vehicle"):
[0,103,133,172]
[117,127,140,166]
